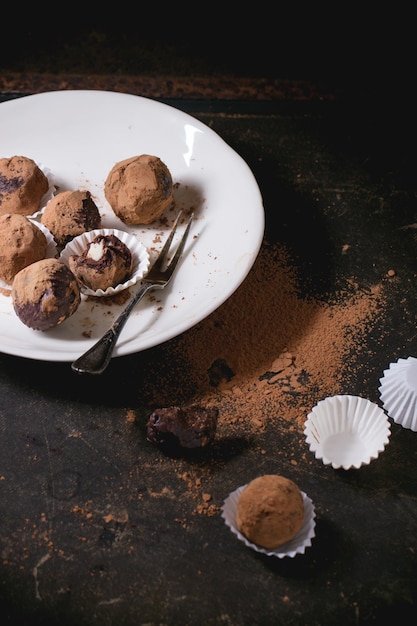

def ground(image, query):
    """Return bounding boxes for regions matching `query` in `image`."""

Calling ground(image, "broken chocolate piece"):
[146,405,219,450]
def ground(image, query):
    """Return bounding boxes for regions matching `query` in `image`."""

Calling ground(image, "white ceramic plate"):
[0,90,264,361]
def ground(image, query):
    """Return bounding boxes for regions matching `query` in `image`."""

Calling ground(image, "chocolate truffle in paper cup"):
[0,155,53,217]
[60,228,150,297]
[41,189,101,249]
[379,356,417,431]
[221,475,316,559]
[304,394,391,470]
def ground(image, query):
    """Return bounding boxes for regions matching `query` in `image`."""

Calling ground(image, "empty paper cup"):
[379,357,417,431]
[221,484,316,559]
[304,394,391,470]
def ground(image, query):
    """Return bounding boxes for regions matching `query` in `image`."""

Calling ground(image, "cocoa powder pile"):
[150,240,390,437]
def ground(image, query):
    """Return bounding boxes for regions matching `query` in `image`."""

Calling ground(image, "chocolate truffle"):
[12,258,81,331]
[0,213,48,284]
[0,155,49,216]
[236,475,304,549]
[68,233,133,291]
[147,405,219,450]
[41,189,101,248]
[104,154,174,225]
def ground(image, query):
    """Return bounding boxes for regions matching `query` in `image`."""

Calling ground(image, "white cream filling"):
[87,240,105,261]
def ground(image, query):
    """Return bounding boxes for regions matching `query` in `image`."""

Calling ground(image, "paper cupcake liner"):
[304,394,391,470]
[60,228,150,297]
[379,357,417,431]
[221,485,316,559]
[0,219,57,292]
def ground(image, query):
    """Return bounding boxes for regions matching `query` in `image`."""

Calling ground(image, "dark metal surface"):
[1,89,417,625]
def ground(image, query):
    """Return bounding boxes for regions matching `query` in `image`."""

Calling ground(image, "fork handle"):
[71,283,155,375]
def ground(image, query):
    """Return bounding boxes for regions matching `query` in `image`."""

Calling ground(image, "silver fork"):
[71,210,194,375]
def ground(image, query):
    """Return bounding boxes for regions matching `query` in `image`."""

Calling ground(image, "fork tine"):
[152,210,184,272]
[164,212,194,278]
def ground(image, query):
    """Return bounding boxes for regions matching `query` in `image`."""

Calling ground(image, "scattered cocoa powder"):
[128,239,389,519]
[152,240,388,437]
[0,227,396,563]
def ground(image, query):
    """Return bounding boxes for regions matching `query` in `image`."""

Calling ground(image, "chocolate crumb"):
[146,405,219,452]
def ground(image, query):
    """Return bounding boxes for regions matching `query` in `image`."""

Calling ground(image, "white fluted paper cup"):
[379,357,417,431]
[304,395,391,470]
[221,484,316,559]
[60,228,150,297]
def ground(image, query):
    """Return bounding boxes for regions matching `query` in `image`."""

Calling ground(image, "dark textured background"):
[1,6,411,88]
[1,8,417,625]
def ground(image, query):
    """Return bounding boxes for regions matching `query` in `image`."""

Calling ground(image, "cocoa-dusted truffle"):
[104,154,174,225]
[41,190,101,248]
[147,405,219,450]
[0,155,49,216]
[68,233,133,291]
[0,213,48,284]
[12,258,81,331]
[236,475,304,550]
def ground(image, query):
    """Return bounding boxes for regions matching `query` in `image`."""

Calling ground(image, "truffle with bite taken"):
[68,233,133,291]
